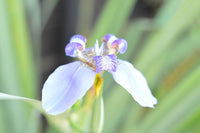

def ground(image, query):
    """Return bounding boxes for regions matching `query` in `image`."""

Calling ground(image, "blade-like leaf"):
[0,92,43,113]
[91,97,104,133]
[136,0,200,71]
[138,65,200,133]
[89,0,136,44]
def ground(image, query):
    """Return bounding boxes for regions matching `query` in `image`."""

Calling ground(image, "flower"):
[42,34,157,115]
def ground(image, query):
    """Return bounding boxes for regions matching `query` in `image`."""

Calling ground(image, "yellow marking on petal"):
[94,73,104,97]
[107,43,110,48]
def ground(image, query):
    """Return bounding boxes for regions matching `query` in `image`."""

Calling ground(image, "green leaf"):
[148,86,200,133]
[171,104,200,133]
[138,65,200,133]
[7,0,37,98]
[76,0,95,34]
[136,0,200,71]
[0,1,32,132]
[154,0,182,27]
[103,85,136,133]
[0,92,43,114]
[91,97,104,133]
[89,0,136,44]
[145,18,200,87]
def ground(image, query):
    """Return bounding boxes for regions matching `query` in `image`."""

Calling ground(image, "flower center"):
[65,34,127,73]
[93,55,118,73]
[76,40,119,73]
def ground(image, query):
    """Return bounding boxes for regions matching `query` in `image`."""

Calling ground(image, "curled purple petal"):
[65,42,84,57]
[111,39,127,54]
[102,34,118,44]
[65,34,87,57]
[94,55,117,73]
[42,61,96,115]
[111,59,157,108]
[70,34,87,46]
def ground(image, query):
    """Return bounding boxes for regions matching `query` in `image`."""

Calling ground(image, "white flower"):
[42,34,157,115]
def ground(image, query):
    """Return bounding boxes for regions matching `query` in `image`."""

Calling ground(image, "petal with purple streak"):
[42,61,96,115]
[94,55,117,73]
[111,59,157,108]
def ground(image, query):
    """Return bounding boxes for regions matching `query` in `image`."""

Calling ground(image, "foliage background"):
[0,0,200,133]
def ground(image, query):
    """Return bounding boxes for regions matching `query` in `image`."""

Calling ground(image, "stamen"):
[77,48,96,70]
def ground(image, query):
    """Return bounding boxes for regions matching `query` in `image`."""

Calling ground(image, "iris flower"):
[42,34,157,115]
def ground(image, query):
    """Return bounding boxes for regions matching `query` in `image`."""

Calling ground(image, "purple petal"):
[102,34,118,44]
[93,55,117,73]
[65,42,83,57]
[111,59,157,108]
[42,61,96,115]
[70,34,87,46]
[111,39,127,54]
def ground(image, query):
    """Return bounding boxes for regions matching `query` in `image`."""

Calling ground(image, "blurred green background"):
[0,0,200,133]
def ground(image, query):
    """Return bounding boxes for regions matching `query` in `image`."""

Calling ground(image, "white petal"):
[111,59,157,108]
[94,40,101,55]
[42,61,96,115]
